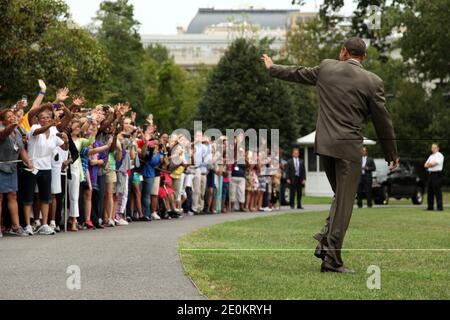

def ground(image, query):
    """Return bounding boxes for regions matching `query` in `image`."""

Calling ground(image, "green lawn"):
[302,191,450,206]
[302,196,333,205]
[178,208,450,300]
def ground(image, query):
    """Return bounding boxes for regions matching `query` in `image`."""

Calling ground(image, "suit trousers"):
[357,174,373,208]
[314,155,361,267]
[427,172,443,210]
[289,176,303,208]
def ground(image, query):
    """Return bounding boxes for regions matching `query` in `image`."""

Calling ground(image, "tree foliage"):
[92,0,146,114]
[0,0,109,104]
[142,44,208,131]
[197,38,300,148]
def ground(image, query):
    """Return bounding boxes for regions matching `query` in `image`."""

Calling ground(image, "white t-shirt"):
[28,125,64,171]
[425,152,444,172]
[51,146,69,170]
[184,173,193,188]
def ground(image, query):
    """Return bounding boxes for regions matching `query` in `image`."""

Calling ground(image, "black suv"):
[372,159,425,205]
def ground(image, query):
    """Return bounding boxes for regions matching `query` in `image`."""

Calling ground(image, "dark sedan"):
[372,159,425,205]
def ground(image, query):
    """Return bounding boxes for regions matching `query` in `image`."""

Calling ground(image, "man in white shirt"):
[424,143,445,211]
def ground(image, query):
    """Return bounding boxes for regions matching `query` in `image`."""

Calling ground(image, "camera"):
[102,105,111,113]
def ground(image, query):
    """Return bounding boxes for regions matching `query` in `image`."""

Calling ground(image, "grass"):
[302,192,450,206]
[178,207,450,300]
[387,192,450,206]
[302,196,333,205]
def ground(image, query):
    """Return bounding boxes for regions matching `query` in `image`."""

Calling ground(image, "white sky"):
[64,0,356,34]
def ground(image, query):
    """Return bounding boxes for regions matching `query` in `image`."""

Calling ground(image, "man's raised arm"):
[369,80,399,169]
[261,54,320,86]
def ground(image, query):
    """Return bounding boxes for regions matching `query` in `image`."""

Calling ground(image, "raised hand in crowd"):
[55,87,70,103]
[38,79,46,93]
[14,99,27,111]
[73,96,86,107]
[56,103,73,132]
[25,79,47,114]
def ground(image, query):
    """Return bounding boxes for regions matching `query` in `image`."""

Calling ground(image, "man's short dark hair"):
[344,37,367,57]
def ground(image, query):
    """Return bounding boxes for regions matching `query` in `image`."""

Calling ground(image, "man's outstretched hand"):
[261,54,274,70]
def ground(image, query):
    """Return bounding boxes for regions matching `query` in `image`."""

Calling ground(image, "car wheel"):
[412,187,423,205]
[374,198,383,205]
[382,186,389,205]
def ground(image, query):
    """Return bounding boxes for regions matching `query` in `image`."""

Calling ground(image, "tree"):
[0,0,109,104]
[396,0,449,83]
[38,27,110,102]
[142,44,208,131]
[93,0,146,114]
[285,17,345,67]
[318,0,450,82]
[284,17,347,137]
[196,38,300,149]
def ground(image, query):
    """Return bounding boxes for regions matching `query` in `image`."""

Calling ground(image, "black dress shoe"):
[320,262,355,274]
[297,206,304,210]
[94,224,104,229]
[139,216,151,222]
[314,243,327,260]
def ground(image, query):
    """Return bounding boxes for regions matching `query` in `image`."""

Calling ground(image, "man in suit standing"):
[357,147,376,208]
[262,37,399,273]
[285,148,306,210]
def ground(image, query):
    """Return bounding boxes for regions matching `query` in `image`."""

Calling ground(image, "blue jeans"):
[141,177,154,218]
[222,182,230,201]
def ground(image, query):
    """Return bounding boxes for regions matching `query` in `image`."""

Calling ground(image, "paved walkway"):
[0,205,331,300]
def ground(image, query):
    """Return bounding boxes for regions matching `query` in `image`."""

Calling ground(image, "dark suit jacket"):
[269,59,398,163]
[285,157,306,182]
[362,156,376,179]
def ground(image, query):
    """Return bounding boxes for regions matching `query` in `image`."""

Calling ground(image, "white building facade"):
[141,8,316,67]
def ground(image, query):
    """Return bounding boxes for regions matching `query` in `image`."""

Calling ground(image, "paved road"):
[0,205,330,300]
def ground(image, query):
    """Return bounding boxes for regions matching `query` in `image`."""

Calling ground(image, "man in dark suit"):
[262,37,399,273]
[285,148,306,210]
[357,147,376,208]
